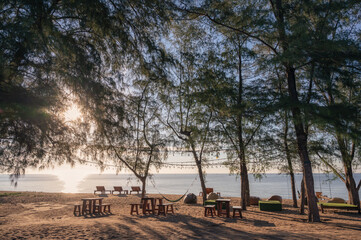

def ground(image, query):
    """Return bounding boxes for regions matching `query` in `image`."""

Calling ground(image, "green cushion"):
[318,203,358,208]
[259,200,282,211]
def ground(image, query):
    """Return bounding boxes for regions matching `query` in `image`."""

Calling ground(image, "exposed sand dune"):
[0,192,360,239]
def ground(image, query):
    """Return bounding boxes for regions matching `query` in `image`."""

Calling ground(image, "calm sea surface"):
[0,173,360,199]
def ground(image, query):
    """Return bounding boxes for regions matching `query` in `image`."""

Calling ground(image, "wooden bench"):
[204,205,216,217]
[232,206,243,218]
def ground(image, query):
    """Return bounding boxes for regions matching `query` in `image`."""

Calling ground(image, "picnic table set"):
[73,197,111,216]
[204,199,243,218]
[130,197,175,216]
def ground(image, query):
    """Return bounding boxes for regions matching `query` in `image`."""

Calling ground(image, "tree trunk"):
[240,159,250,209]
[287,66,320,222]
[190,144,207,203]
[271,0,319,221]
[335,135,360,207]
[141,177,146,199]
[290,171,297,208]
[196,160,207,203]
[345,166,360,207]
[236,37,250,210]
[300,177,305,214]
[284,111,298,208]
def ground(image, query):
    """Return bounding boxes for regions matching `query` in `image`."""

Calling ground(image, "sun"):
[64,104,82,121]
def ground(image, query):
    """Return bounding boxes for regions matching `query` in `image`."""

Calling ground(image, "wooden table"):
[141,197,155,214]
[216,199,231,218]
[81,197,103,215]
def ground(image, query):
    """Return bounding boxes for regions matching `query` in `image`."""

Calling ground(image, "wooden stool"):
[232,206,243,218]
[165,203,174,214]
[74,204,81,215]
[130,204,140,215]
[158,204,166,216]
[103,204,111,213]
[204,205,216,217]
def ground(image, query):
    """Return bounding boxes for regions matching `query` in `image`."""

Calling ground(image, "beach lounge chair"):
[130,186,144,194]
[112,186,128,195]
[268,195,282,204]
[199,188,220,197]
[94,186,111,195]
[315,192,330,200]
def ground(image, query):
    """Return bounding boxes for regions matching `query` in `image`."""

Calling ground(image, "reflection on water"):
[0,174,64,192]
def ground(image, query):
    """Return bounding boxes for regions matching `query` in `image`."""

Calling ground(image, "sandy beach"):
[0,191,360,239]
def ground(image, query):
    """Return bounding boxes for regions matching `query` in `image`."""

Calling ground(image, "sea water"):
[0,173,360,199]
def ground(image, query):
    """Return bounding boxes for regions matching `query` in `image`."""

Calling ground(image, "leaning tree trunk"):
[191,145,207,203]
[287,66,320,222]
[336,135,360,207]
[196,160,207,203]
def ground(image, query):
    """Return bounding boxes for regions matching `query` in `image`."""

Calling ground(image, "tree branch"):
[182,8,278,55]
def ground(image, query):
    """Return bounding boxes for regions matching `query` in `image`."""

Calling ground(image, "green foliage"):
[0,0,172,176]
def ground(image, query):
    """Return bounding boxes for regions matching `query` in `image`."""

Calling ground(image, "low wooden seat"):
[204,205,216,217]
[102,204,111,213]
[158,204,167,216]
[165,203,174,214]
[73,204,81,215]
[130,203,141,215]
[232,206,243,218]
[158,203,174,216]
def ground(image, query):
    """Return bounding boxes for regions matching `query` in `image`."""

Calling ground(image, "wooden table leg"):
[82,200,86,215]
[142,199,147,214]
[151,199,155,215]
[87,200,92,214]
[226,202,230,218]
[98,199,103,213]
[217,202,221,217]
